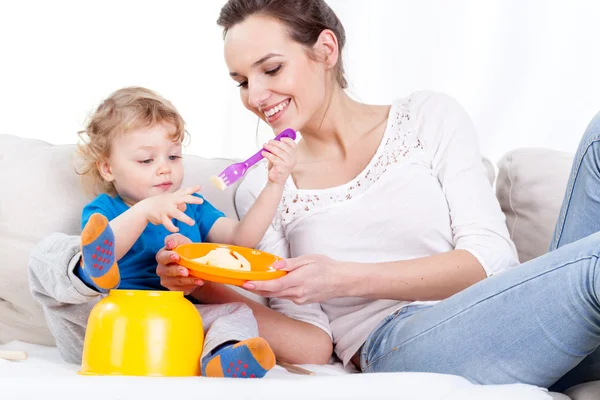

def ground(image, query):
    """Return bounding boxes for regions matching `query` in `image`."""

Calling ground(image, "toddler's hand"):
[262,137,297,186]
[139,186,204,232]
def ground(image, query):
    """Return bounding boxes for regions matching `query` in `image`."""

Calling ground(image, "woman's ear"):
[97,160,115,182]
[314,29,339,70]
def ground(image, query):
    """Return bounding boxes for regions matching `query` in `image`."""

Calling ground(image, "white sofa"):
[0,134,598,400]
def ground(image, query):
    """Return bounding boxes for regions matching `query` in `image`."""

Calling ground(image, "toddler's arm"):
[110,186,204,260]
[207,138,296,248]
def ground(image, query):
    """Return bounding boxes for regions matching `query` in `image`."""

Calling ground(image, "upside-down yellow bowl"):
[79,290,203,377]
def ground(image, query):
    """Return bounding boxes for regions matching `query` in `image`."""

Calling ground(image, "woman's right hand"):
[243,254,347,304]
[156,233,204,295]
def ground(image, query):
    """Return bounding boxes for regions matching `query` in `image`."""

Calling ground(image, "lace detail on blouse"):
[275,97,424,227]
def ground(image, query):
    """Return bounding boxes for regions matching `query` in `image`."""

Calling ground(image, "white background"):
[1,0,599,163]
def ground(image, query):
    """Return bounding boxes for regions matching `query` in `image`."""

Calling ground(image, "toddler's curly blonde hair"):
[77,87,187,197]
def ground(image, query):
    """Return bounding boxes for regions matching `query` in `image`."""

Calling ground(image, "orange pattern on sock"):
[81,213,109,245]
[203,338,275,378]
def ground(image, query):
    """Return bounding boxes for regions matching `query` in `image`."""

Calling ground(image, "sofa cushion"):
[496,148,574,262]
[0,134,240,345]
[565,381,600,400]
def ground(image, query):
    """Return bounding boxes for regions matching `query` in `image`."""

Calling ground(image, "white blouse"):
[235,91,519,366]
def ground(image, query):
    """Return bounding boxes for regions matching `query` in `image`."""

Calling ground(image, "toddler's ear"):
[96,160,114,182]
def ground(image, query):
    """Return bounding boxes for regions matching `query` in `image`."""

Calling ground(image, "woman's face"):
[224,15,329,133]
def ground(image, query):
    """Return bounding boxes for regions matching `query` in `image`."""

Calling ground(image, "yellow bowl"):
[79,290,203,377]
[175,243,286,286]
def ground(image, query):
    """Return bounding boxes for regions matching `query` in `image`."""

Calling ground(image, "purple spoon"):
[210,128,297,190]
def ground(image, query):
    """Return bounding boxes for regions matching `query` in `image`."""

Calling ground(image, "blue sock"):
[201,338,275,378]
[76,213,120,292]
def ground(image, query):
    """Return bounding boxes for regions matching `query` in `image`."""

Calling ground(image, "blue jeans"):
[360,111,600,392]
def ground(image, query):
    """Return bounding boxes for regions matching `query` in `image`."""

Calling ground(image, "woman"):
[157,0,600,391]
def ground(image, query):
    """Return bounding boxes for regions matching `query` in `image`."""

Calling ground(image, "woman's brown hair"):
[217,0,348,88]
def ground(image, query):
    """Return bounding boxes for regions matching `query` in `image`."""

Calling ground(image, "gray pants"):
[28,233,258,364]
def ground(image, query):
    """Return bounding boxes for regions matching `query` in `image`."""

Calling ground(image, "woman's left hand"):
[242,254,346,304]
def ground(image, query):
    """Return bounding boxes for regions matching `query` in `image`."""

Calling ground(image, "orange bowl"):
[175,243,286,286]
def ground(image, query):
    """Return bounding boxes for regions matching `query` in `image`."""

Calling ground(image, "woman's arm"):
[244,250,483,303]
[348,249,485,300]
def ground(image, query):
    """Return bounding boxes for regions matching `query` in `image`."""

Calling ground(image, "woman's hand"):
[155,233,204,295]
[243,254,349,304]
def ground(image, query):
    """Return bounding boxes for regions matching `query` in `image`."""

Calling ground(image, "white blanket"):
[0,341,551,400]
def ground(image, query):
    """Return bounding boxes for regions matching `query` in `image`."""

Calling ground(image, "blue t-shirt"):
[82,193,224,292]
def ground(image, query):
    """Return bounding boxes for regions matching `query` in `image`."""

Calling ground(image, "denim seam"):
[553,135,600,248]
[360,306,413,367]
[363,253,600,371]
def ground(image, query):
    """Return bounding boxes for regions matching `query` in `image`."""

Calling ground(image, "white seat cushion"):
[0,341,553,400]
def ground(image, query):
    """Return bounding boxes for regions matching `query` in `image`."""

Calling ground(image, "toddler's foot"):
[77,213,120,292]
[202,337,275,378]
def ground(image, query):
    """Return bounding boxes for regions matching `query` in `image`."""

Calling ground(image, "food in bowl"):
[192,247,251,271]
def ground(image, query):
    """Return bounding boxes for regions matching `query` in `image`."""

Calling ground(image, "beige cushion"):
[549,392,574,400]
[0,134,240,345]
[496,148,574,262]
[565,381,600,400]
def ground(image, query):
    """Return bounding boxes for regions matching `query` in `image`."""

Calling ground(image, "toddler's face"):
[99,122,184,206]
